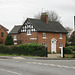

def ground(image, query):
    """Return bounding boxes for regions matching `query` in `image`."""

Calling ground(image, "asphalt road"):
[0,57,75,75]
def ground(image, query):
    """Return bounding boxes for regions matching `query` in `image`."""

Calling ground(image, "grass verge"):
[64,54,75,58]
[0,54,39,57]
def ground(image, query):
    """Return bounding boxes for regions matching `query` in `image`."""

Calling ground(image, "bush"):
[10,45,19,55]
[18,43,46,56]
[69,46,75,51]
[66,43,70,46]
[0,45,10,54]
[64,47,72,54]
[5,34,14,45]
[0,43,47,57]
[70,42,75,46]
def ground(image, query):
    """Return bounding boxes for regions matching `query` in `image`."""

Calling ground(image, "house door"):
[51,38,57,53]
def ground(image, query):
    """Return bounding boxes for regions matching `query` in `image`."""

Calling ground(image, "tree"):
[70,31,75,42]
[65,27,73,42]
[5,34,14,45]
[65,27,72,33]
[34,10,61,23]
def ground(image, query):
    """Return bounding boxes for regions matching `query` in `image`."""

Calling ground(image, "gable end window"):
[59,34,62,39]
[43,33,46,39]
[1,32,4,37]
[27,29,31,35]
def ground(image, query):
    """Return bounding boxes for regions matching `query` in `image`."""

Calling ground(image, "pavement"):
[0,56,75,60]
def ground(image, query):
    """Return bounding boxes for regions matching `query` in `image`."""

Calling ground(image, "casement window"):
[59,34,62,39]
[14,35,17,41]
[43,33,46,39]
[27,29,31,35]
[1,32,4,37]
[42,42,47,46]
[59,42,63,48]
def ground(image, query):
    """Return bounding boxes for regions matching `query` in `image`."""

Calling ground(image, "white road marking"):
[32,62,38,64]
[27,62,31,63]
[13,57,25,59]
[0,68,21,75]
[49,64,56,66]
[43,63,49,66]
[27,62,75,69]
[71,67,75,69]
[37,63,43,65]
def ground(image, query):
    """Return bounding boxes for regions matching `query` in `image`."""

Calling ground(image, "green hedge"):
[68,46,75,51]
[0,43,46,57]
[64,47,72,54]
[71,42,75,46]
[64,46,75,54]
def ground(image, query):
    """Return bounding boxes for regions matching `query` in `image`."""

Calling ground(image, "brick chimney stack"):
[41,13,48,24]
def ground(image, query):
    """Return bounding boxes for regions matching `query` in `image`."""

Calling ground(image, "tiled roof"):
[28,18,68,33]
[10,25,22,34]
[0,25,9,31]
[10,18,68,34]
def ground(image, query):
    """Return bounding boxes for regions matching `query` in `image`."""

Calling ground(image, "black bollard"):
[46,47,48,57]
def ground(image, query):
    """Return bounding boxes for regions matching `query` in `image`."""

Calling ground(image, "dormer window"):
[59,34,62,39]
[27,29,31,35]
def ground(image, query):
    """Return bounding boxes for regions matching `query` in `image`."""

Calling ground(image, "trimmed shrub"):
[10,45,19,55]
[0,43,47,57]
[18,43,46,56]
[64,47,72,54]
[0,45,10,54]
[66,43,70,46]
[70,42,75,46]
[69,46,75,51]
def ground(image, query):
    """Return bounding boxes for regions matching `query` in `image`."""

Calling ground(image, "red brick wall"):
[12,32,38,44]
[20,32,38,43]
[37,32,66,52]
[0,27,8,44]
[12,32,66,52]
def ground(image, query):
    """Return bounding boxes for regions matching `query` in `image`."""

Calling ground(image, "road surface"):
[0,57,75,75]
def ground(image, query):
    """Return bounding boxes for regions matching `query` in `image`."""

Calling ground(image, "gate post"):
[61,47,64,58]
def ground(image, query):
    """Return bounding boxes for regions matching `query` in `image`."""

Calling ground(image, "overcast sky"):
[0,0,75,31]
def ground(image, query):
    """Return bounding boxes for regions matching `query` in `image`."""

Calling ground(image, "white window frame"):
[14,35,17,41]
[59,34,62,39]
[42,42,47,46]
[43,33,46,39]
[59,42,63,48]
[27,29,31,35]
